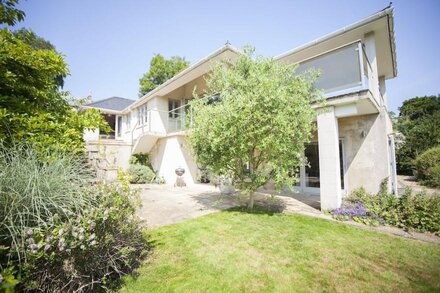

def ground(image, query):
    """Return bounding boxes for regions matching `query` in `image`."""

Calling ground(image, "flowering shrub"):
[0,150,147,292]
[333,185,440,235]
[330,202,383,226]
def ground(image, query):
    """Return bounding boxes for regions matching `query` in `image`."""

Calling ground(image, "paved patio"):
[134,183,440,244]
[135,183,324,227]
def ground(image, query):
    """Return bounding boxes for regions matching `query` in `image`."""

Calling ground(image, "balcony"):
[132,103,191,137]
[296,41,381,106]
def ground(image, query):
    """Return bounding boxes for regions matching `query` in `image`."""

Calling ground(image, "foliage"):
[395,95,440,174]
[0,145,95,251]
[188,47,318,209]
[13,28,65,87]
[127,164,156,184]
[0,149,146,292]
[129,152,153,168]
[0,0,25,26]
[12,28,56,51]
[413,146,440,187]
[342,187,440,235]
[139,54,189,96]
[120,211,440,292]
[0,28,107,154]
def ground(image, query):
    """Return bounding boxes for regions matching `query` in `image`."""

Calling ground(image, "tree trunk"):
[248,191,255,211]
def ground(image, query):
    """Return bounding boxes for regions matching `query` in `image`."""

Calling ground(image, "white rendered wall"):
[317,107,342,210]
[83,128,99,141]
[150,135,198,186]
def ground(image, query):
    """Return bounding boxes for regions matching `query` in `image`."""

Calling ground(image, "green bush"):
[127,164,156,184]
[0,147,147,291]
[16,179,146,292]
[0,145,95,249]
[346,187,440,235]
[413,146,440,187]
[129,153,152,168]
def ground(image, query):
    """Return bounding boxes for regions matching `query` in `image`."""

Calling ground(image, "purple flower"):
[29,243,38,250]
[44,244,51,251]
[332,203,367,217]
[26,228,33,236]
[58,238,65,248]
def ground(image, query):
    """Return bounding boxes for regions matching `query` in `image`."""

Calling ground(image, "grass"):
[121,207,440,292]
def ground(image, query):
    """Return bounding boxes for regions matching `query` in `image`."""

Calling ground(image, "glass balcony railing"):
[131,103,192,142]
[296,41,380,103]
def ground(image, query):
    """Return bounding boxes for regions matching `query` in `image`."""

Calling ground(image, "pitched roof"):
[126,44,241,111]
[85,96,135,111]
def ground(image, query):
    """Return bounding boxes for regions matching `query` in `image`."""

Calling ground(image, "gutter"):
[82,106,122,115]
[274,7,397,78]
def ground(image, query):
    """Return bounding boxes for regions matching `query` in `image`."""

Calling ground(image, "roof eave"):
[274,7,397,79]
[124,44,241,112]
[82,106,123,115]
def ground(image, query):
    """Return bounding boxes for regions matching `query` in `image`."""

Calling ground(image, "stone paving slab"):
[134,184,323,227]
[134,183,440,245]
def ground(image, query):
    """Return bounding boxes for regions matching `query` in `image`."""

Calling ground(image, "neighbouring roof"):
[85,96,135,112]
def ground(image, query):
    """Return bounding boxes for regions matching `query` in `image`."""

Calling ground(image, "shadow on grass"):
[224,202,286,216]
[190,191,288,214]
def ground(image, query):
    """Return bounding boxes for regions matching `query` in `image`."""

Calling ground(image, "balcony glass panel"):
[296,43,362,94]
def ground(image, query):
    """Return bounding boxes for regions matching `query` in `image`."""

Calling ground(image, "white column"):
[317,107,342,210]
[364,32,381,105]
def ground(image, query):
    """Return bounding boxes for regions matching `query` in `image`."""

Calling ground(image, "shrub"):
[413,146,440,187]
[343,187,440,235]
[0,145,95,251]
[127,164,155,184]
[16,179,146,292]
[129,153,152,169]
[0,147,147,291]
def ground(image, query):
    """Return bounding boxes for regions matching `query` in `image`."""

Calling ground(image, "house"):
[84,7,398,210]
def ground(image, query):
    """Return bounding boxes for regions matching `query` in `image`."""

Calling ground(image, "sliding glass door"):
[297,141,345,195]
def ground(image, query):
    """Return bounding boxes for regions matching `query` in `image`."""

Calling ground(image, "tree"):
[0,28,106,154]
[0,0,25,26]
[13,28,66,87]
[13,28,56,50]
[139,54,189,96]
[395,95,440,174]
[188,48,318,209]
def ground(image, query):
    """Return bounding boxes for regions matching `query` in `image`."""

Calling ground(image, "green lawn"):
[121,208,440,292]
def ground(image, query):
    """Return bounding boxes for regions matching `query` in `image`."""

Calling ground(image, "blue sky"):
[13,0,440,113]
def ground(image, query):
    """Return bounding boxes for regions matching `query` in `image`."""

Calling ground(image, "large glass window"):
[304,141,345,189]
[125,113,131,130]
[305,143,320,188]
[137,105,147,125]
[168,100,181,118]
[116,116,122,137]
[296,43,362,94]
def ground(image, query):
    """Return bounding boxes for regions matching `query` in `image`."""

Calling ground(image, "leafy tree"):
[188,48,318,209]
[13,28,66,87]
[13,28,56,51]
[0,0,25,25]
[0,29,107,154]
[139,54,189,96]
[395,95,440,174]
